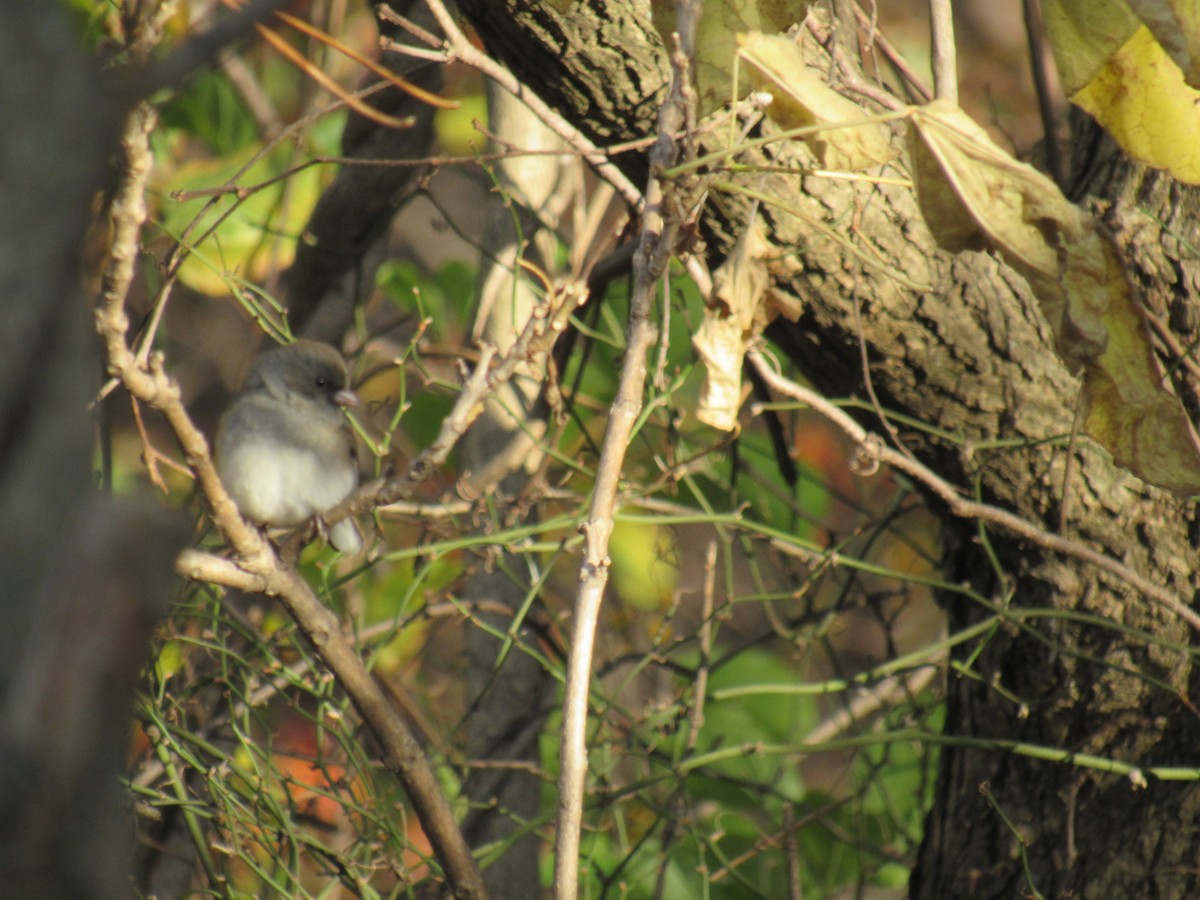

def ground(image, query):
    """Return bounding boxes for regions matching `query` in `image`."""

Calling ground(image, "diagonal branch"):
[421,0,643,210]
[746,347,1200,633]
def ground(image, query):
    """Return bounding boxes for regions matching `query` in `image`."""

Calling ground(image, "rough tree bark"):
[456,1,1200,896]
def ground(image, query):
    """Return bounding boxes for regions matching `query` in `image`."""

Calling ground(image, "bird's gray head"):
[245,340,357,410]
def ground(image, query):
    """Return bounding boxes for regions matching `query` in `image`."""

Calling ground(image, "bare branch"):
[552,2,703,896]
[747,348,1200,633]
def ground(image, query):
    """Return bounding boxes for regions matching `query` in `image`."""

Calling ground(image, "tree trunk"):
[457,2,1200,896]
[910,120,1200,899]
[0,3,188,896]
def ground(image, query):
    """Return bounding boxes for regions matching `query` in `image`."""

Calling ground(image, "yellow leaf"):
[693,316,749,432]
[738,32,893,171]
[157,143,323,296]
[609,521,678,611]
[1128,0,1200,87]
[650,0,808,117]
[1082,245,1200,493]
[1072,26,1200,184]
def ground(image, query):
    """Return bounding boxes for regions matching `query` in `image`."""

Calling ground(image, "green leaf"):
[157,143,323,296]
[160,70,259,155]
[376,258,476,341]
[609,520,679,610]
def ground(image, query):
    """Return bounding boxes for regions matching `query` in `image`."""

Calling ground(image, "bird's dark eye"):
[315,376,329,389]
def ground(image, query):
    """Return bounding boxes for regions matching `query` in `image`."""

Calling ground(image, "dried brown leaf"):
[694,223,777,431]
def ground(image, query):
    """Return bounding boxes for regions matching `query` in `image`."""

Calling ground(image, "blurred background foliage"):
[98,1,1051,896]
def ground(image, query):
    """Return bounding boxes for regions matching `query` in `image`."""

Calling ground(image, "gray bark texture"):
[456,1,1200,896]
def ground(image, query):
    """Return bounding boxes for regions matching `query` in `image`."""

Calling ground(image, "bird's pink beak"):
[334,389,359,408]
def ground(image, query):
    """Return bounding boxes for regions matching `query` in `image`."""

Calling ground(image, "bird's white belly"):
[222,441,355,527]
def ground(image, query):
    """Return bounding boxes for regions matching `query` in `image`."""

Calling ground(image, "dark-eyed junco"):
[216,340,363,553]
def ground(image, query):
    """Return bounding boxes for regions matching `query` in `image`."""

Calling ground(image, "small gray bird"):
[216,340,363,553]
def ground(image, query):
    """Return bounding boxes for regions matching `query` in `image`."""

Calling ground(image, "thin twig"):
[829,37,906,112]
[129,395,193,493]
[1022,0,1066,189]
[783,804,803,900]
[928,0,958,104]
[653,268,672,391]
[222,53,284,135]
[651,540,720,899]
[854,4,933,103]
[377,3,445,49]
[802,665,939,747]
[130,595,534,792]
[324,279,588,524]
[378,34,450,64]
[552,3,702,896]
[746,348,1200,633]
[689,541,718,749]
[708,797,853,886]
[850,267,918,466]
